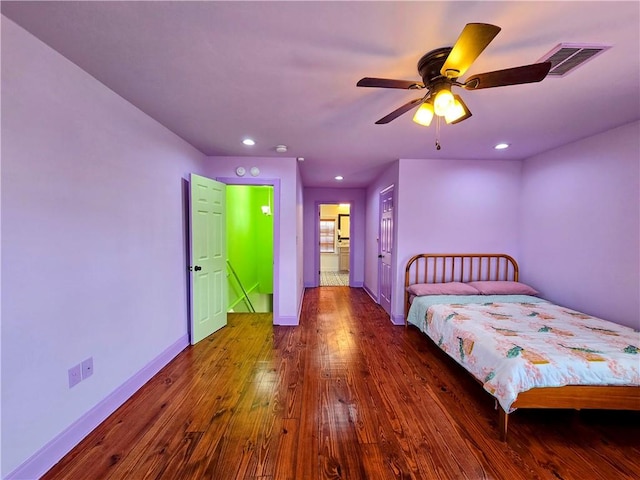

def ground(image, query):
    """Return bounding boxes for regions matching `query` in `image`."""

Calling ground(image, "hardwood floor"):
[43,287,640,479]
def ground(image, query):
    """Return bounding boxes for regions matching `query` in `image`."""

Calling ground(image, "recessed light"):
[494,143,510,150]
[275,144,288,153]
[297,157,305,162]
[242,138,255,146]
[335,175,344,181]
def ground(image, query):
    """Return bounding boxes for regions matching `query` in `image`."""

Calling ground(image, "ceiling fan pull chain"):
[435,116,442,150]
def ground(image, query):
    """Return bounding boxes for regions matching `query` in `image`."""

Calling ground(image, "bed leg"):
[498,409,508,441]
[571,409,581,428]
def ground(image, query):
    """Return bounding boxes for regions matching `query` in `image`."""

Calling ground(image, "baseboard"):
[6,335,189,480]
[297,286,305,320]
[363,283,378,302]
[275,315,299,326]
[391,314,405,326]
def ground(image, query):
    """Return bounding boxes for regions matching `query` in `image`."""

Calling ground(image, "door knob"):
[378,254,383,258]
[189,265,203,271]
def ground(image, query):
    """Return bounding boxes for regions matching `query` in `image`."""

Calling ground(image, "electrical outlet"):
[68,364,82,388]
[81,357,94,380]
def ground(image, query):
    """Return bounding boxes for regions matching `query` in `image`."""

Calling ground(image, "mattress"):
[407,295,640,412]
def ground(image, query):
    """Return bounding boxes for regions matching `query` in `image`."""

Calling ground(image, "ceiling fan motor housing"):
[417,47,454,88]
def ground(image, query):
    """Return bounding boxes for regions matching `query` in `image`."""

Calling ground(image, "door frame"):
[217,177,280,323]
[378,184,394,315]
[314,200,353,287]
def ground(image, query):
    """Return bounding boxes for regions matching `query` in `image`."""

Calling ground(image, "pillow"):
[406,282,480,296]
[467,280,539,296]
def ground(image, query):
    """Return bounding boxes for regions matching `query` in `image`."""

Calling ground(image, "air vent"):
[537,43,611,77]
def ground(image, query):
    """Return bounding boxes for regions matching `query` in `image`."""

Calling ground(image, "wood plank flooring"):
[43,287,640,479]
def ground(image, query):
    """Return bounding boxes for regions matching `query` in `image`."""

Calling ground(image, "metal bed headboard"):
[404,253,519,322]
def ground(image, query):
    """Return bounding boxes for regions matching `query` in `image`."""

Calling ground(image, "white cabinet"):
[339,246,350,271]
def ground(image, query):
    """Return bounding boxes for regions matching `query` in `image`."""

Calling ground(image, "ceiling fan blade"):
[463,62,552,90]
[374,97,424,124]
[440,23,501,78]
[357,77,425,89]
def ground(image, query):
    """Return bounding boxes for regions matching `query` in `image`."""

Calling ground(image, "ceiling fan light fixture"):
[434,86,455,117]
[412,101,434,126]
[444,95,471,124]
[357,23,551,130]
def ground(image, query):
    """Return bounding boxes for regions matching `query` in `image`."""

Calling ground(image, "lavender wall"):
[302,187,366,287]
[355,158,522,323]
[202,156,303,325]
[1,17,206,477]
[392,159,522,323]
[2,11,636,478]
[520,121,640,329]
[364,162,399,301]
[296,165,305,316]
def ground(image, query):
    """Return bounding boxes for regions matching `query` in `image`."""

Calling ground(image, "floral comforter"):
[407,295,640,412]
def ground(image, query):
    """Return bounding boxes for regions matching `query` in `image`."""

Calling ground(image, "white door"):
[378,187,394,315]
[190,174,227,344]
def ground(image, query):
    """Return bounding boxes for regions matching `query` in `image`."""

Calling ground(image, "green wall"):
[226,185,274,310]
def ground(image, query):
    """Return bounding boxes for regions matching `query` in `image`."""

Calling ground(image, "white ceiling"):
[3,1,639,188]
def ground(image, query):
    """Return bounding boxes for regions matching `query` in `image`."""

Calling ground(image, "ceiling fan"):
[357,23,552,128]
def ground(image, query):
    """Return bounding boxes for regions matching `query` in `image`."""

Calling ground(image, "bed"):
[404,253,640,440]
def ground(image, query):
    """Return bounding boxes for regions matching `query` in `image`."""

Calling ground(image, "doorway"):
[226,185,274,312]
[319,203,350,286]
[378,186,393,315]
[189,175,280,345]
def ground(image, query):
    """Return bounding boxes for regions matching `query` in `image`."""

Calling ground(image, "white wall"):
[1,17,206,477]
[520,121,640,329]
